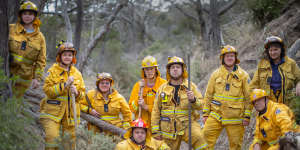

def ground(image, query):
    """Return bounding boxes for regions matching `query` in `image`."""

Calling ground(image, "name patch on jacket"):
[211,100,221,106]
[160,116,170,122]
[47,100,61,105]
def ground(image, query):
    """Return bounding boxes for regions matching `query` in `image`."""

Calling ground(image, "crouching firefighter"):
[249,89,300,150]
[151,56,208,150]
[115,118,170,150]
[40,41,85,150]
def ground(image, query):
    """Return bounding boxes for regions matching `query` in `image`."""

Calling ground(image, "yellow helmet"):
[250,89,268,102]
[166,56,188,81]
[141,56,161,78]
[56,41,77,64]
[96,72,114,87]
[19,1,38,15]
[220,45,240,64]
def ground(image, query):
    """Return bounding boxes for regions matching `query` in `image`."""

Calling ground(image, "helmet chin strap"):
[258,97,268,115]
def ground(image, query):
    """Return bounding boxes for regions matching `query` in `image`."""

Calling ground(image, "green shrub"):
[0,60,41,150]
[247,0,288,26]
[56,126,119,150]
[286,91,300,124]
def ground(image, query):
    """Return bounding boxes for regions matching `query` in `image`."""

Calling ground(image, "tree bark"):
[77,1,128,71]
[0,0,12,101]
[81,112,126,136]
[61,0,73,43]
[288,38,300,60]
[74,0,83,51]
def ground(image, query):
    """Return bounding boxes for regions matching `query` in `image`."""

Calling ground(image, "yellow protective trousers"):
[249,142,279,150]
[203,117,244,150]
[40,117,76,150]
[162,122,208,150]
[12,78,31,98]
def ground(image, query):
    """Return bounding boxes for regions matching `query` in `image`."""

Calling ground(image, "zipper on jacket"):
[279,67,285,103]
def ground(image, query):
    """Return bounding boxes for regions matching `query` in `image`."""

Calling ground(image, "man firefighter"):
[9,0,46,98]
[250,36,300,104]
[40,41,85,150]
[129,56,167,130]
[249,89,300,150]
[202,45,252,150]
[115,118,170,150]
[151,56,208,150]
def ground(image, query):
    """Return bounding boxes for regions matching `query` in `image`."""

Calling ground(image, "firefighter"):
[129,56,167,129]
[115,118,170,150]
[40,41,85,150]
[9,0,46,98]
[80,72,132,133]
[249,89,300,150]
[202,45,252,150]
[151,56,208,150]
[250,36,300,104]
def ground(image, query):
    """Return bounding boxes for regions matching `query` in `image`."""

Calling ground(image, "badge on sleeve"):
[275,109,281,115]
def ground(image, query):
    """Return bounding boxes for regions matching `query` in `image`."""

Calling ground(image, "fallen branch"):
[80,112,126,136]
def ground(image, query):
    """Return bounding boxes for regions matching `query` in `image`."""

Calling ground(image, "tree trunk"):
[288,38,300,60]
[0,0,12,101]
[77,1,128,71]
[208,0,221,52]
[61,0,73,43]
[74,0,83,51]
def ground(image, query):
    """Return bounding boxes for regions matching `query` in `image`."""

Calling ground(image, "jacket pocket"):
[211,100,221,112]
[24,39,41,61]
[160,116,174,133]
[215,77,225,93]
[44,99,63,116]
[285,72,296,90]
[222,101,243,119]
[230,81,242,97]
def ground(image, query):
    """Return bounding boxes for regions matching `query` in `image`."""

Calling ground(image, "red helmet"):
[131,118,148,128]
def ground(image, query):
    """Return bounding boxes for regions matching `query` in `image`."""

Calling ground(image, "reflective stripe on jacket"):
[250,56,300,103]
[252,100,299,146]
[40,63,85,125]
[203,65,252,125]
[129,77,167,126]
[9,23,46,81]
[80,89,132,129]
[151,79,204,139]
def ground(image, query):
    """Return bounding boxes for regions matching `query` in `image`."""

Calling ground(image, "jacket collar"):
[16,22,39,36]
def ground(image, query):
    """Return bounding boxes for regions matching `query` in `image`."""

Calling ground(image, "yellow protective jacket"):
[252,100,300,147]
[151,79,203,139]
[40,63,85,125]
[9,23,46,81]
[129,77,167,125]
[250,56,300,103]
[115,126,170,150]
[203,65,252,124]
[81,89,132,129]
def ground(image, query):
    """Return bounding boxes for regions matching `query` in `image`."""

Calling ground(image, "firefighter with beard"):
[151,56,208,150]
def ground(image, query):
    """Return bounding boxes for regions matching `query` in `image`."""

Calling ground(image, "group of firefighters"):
[8,1,300,150]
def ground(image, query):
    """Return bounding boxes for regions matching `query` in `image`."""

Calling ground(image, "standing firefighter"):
[115,118,170,150]
[202,45,251,150]
[151,56,208,150]
[250,36,300,103]
[40,42,85,150]
[9,1,46,98]
[80,72,132,133]
[129,56,167,129]
[249,89,300,150]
